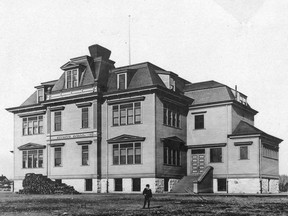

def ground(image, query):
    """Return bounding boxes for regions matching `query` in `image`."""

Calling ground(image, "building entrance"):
[191,149,205,174]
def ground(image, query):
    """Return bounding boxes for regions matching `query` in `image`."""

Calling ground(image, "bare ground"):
[0,192,288,215]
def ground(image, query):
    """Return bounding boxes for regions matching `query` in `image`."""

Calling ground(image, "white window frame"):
[117,73,127,90]
[37,88,44,103]
[65,69,79,89]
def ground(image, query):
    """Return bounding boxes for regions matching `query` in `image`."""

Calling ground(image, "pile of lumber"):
[19,173,80,194]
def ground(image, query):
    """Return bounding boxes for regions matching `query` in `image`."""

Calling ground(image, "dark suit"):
[142,188,152,208]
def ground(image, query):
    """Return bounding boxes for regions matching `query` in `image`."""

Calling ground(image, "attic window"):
[37,88,44,103]
[117,73,127,90]
[170,77,175,91]
[65,69,79,89]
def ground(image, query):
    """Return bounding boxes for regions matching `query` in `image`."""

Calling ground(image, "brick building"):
[6,44,282,193]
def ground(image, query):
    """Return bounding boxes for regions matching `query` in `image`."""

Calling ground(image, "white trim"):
[117,73,127,90]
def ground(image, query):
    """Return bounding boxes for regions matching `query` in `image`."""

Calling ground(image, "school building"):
[6,44,282,194]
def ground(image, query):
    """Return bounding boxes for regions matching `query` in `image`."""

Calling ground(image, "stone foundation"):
[169,179,179,192]
[228,178,261,193]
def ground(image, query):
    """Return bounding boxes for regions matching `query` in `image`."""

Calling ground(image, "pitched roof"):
[0,175,8,182]
[185,80,225,91]
[184,81,235,106]
[231,121,283,143]
[20,91,37,106]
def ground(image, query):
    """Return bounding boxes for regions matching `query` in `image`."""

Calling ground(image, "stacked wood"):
[19,173,80,194]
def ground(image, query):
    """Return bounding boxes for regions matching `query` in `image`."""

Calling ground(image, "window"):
[164,178,169,192]
[163,103,181,128]
[54,147,62,167]
[22,150,43,168]
[54,112,62,131]
[163,146,181,166]
[240,146,248,160]
[263,146,278,159]
[112,102,141,126]
[117,73,127,90]
[115,178,123,191]
[37,88,44,102]
[82,145,89,166]
[132,178,141,191]
[113,143,141,165]
[170,78,176,91]
[210,148,222,163]
[22,116,43,136]
[85,179,92,191]
[195,115,204,129]
[81,107,89,128]
[65,69,78,89]
[217,178,227,191]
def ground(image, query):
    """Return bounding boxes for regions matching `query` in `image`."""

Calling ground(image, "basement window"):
[217,178,227,192]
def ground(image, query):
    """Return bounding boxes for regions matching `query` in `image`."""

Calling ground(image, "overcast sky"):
[0,0,287,179]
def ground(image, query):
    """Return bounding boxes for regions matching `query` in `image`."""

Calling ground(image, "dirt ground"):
[1,192,288,216]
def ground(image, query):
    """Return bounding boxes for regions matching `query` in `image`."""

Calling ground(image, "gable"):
[107,134,146,144]
[18,143,46,150]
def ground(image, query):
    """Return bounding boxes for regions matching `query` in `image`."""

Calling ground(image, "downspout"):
[226,105,229,193]
[106,102,109,193]
[47,107,51,178]
[259,138,262,194]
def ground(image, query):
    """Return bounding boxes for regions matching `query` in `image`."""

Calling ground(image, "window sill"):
[22,133,44,137]
[193,128,206,131]
[53,130,63,132]
[239,159,249,160]
[163,124,182,130]
[54,166,63,168]
[209,161,223,164]
[80,127,90,129]
[81,164,90,166]
[112,163,142,166]
[163,164,182,167]
[22,167,44,169]
[112,123,142,127]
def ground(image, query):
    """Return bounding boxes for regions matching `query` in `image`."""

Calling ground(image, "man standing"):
[142,184,152,209]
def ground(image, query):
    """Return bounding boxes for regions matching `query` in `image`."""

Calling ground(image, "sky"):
[0,0,287,179]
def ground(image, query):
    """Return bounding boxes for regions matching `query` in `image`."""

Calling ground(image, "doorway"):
[191,149,205,174]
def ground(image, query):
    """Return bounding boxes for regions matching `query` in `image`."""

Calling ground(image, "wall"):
[228,178,261,193]
[101,93,156,179]
[187,105,230,145]
[155,95,187,178]
[48,100,99,179]
[14,113,48,180]
[227,137,260,177]
[231,105,254,132]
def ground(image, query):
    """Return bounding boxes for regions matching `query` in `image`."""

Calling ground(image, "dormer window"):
[65,69,78,89]
[37,88,44,103]
[170,77,176,91]
[117,73,127,90]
